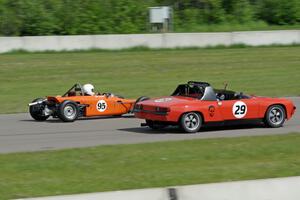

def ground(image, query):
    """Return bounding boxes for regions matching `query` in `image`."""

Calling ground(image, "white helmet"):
[83,84,95,96]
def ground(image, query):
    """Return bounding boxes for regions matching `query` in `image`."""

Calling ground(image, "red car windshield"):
[172,84,204,98]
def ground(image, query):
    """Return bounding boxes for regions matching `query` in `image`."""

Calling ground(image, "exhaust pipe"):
[28,99,46,106]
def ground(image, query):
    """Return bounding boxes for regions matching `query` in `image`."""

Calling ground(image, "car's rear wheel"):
[58,100,79,122]
[180,112,202,133]
[264,105,286,128]
[29,98,50,121]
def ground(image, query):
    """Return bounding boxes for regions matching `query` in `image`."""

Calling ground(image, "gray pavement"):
[1,97,299,153]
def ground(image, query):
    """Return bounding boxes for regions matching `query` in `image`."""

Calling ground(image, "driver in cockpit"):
[83,84,96,96]
[82,83,113,97]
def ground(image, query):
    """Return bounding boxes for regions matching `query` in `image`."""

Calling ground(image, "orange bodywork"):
[47,95,135,117]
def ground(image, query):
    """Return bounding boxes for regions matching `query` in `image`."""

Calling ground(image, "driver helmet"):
[83,84,95,96]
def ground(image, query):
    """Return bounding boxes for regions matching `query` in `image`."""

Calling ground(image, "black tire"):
[264,105,286,128]
[29,98,50,121]
[57,100,79,122]
[180,112,202,133]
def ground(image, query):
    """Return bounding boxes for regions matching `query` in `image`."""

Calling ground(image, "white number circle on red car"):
[96,100,107,112]
[232,101,247,118]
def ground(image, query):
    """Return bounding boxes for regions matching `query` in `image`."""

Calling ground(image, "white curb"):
[17,176,300,200]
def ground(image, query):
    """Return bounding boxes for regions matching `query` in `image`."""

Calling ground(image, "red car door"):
[218,98,259,121]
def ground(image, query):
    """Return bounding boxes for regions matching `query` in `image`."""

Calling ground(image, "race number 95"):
[96,100,107,112]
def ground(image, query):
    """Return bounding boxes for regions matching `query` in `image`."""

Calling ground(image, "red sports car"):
[134,81,296,133]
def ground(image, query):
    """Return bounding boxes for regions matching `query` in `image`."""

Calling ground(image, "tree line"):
[0,0,299,36]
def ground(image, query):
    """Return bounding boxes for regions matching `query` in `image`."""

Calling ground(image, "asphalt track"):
[1,97,299,153]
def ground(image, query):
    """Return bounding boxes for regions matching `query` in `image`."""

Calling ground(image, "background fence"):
[0,30,300,53]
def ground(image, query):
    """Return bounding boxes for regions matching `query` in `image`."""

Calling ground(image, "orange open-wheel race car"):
[28,83,144,122]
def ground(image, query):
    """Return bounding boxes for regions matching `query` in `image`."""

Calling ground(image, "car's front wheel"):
[264,105,286,128]
[58,100,79,122]
[180,112,202,133]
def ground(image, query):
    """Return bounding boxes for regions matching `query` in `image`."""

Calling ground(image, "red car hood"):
[139,96,198,107]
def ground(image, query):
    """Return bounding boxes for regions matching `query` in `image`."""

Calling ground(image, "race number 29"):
[96,100,107,112]
[232,101,247,118]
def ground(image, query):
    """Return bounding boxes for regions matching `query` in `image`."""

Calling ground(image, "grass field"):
[0,46,300,113]
[175,23,300,33]
[0,133,299,199]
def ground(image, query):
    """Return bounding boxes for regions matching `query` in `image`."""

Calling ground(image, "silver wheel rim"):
[184,113,200,131]
[269,107,284,125]
[64,105,76,119]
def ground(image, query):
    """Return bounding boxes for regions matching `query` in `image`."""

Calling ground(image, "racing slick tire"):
[180,112,202,133]
[57,100,79,122]
[264,105,286,128]
[29,98,50,121]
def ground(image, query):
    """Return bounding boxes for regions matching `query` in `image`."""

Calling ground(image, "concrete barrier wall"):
[177,176,300,200]
[18,187,168,200]
[18,176,300,200]
[232,30,300,46]
[1,30,300,53]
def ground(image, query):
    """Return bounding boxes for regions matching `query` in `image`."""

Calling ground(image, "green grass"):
[0,133,299,199]
[175,23,300,32]
[0,46,300,113]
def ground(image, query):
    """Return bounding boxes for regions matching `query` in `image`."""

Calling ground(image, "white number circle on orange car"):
[232,101,247,118]
[96,100,107,112]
